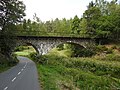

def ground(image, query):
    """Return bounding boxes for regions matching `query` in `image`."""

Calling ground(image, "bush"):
[106,49,113,54]
[96,45,108,52]
[0,53,18,67]
[14,46,24,52]
[29,53,48,64]
[37,55,49,64]
[111,45,117,49]
[117,46,120,51]
[57,44,64,51]
[72,48,95,57]
[29,52,37,61]
[96,45,113,54]
[103,54,120,62]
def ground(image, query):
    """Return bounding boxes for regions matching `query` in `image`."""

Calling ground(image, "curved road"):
[0,56,40,90]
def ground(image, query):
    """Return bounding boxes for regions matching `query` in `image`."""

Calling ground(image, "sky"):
[21,0,111,21]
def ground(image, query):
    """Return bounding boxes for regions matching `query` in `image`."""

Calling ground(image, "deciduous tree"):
[0,0,25,58]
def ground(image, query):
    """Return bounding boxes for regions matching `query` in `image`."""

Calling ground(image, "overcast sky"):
[22,0,112,21]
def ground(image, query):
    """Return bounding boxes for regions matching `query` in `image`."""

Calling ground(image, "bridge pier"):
[36,43,58,55]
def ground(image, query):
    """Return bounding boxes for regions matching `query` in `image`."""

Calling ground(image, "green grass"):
[36,54,120,90]
[14,46,36,56]
[29,47,120,90]
[15,51,30,56]
[48,48,73,57]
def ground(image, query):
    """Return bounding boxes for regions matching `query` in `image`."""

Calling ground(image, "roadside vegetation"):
[27,43,120,90]
[0,53,18,73]
[0,0,25,73]
[14,43,120,90]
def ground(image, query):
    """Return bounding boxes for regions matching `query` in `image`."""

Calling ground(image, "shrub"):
[29,52,38,61]
[57,44,64,51]
[104,54,120,61]
[96,45,108,52]
[14,46,24,51]
[37,55,48,64]
[72,48,95,57]
[0,53,18,67]
[117,46,120,51]
[111,45,117,49]
[29,53,49,64]
[96,45,113,54]
[106,49,113,54]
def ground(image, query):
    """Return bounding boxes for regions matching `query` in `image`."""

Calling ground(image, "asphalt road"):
[0,56,40,90]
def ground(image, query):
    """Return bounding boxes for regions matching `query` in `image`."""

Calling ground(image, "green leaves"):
[0,0,25,59]
[71,15,80,34]
[0,0,25,30]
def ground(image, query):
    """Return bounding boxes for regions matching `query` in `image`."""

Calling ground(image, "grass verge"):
[31,54,120,90]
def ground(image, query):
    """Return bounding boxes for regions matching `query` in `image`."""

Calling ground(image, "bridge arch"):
[14,36,96,55]
[36,41,90,55]
[56,42,86,50]
[13,41,39,54]
[25,43,39,53]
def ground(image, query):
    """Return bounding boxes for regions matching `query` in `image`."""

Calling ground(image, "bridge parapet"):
[13,30,91,38]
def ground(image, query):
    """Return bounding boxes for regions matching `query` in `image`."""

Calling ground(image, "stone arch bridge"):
[14,36,99,55]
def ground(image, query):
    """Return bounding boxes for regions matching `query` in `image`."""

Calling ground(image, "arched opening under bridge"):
[13,43,37,57]
[48,42,95,57]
